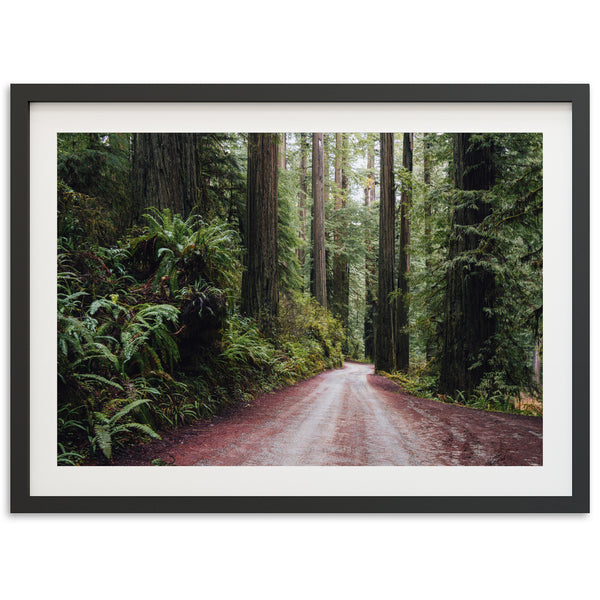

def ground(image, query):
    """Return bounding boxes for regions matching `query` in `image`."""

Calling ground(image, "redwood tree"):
[422,132,434,361]
[363,135,377,359]
[279,133,287,170]
[312,133,327,308]
[375,133,396,372]
[395,133,412,372]
[297,133,308,269]
[439,133,496,394]
[331,133,349,328]
[242,133,279,332]
[132,133,200,220]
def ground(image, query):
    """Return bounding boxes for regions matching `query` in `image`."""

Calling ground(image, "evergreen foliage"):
[56,130,543,463]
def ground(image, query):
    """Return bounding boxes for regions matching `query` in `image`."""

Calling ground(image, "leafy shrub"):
[277,292,345,370]
[92,399,161,460]
[128,208,242,301]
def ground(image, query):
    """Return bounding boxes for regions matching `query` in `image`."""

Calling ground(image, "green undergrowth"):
[378,364,542,416]
[57,208,344,465]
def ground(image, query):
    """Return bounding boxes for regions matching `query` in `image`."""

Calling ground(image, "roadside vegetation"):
[57,131,542,464]
[380,368,542,416]
[58,203,343,465]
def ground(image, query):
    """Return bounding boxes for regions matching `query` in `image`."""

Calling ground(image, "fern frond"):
[93,423,112,459]
[73,373,124,390]
[109,398,152,425]
[121,422,161,440]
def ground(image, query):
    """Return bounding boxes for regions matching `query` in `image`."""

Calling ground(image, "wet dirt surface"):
[114,362,542,466]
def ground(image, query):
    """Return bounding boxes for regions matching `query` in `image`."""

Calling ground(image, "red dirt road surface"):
[115,362,542,466]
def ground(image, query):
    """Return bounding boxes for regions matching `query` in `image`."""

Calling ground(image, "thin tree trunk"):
[298,133,308,269]
[312,133,327,308]
[364,139,376,206]
[423,133,434,361]
[278,133,287,170]
[395,133,412,372]
[324,136,333,306]
[335,133,342,195]
[242,133,279,333]
[364,135,377,359]
[532,336,542,386]
[375,133,395,372]
[332,133,349,329]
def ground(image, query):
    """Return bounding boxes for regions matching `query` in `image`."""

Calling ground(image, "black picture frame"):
[11,84,590,513]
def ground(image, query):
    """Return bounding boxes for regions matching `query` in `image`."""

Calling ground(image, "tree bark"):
[532,336,542,386]
[132,133,200,220]
[439,133,496,394]
[332,133,349,328]
[395,133,412,372]
[363,135,377,359]
[364,138,376,206]
[423,133,434,361]
[297,133,308,269]
[241,133,279,333]
[312,133,327,308]
[375,133,396,372]
[278,133,287,170]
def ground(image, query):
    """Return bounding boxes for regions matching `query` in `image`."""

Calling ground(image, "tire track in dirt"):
[114,362,543,466]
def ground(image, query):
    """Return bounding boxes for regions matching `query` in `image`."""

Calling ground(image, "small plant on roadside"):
[91,399,161,461]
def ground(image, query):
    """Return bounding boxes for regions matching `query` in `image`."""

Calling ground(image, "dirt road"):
[115,362,542,466]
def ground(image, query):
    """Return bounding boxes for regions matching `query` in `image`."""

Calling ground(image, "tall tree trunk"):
[423,133,434,361]
[242,133,279,333]
[324,135,331,205]
[423,133,432,246]
[375,133,396,372]
[395,133,412,372]
[363,135,377,359]
[324,136,334,306]
[332,133,349,329]
[312,133,327,308]
[364,138,376,206]
[439,133,496,394]
[297,133,308,270]
[132,133,200,220]
[334,133,343,193]
[340,135,350,319]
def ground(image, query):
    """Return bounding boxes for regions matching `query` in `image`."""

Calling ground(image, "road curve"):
[117,362,542,466]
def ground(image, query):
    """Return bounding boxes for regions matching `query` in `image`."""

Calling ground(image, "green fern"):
[92,398,161,460]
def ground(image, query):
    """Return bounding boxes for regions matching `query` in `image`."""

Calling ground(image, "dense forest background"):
[57,131,542,464]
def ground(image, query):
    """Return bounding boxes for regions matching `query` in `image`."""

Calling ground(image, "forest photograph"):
[56,131,543,467]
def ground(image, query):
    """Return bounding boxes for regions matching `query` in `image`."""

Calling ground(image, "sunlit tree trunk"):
[375,133,396,372]
[242,133,279,333]
[278,133,287,170]
[532,336,542,386]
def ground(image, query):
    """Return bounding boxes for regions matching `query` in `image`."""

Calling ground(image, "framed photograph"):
[11,84,589,513]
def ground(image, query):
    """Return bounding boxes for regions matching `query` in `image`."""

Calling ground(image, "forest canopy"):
[57,131,542,464]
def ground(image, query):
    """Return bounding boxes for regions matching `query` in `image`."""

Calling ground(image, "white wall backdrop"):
[1,2,596,599]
